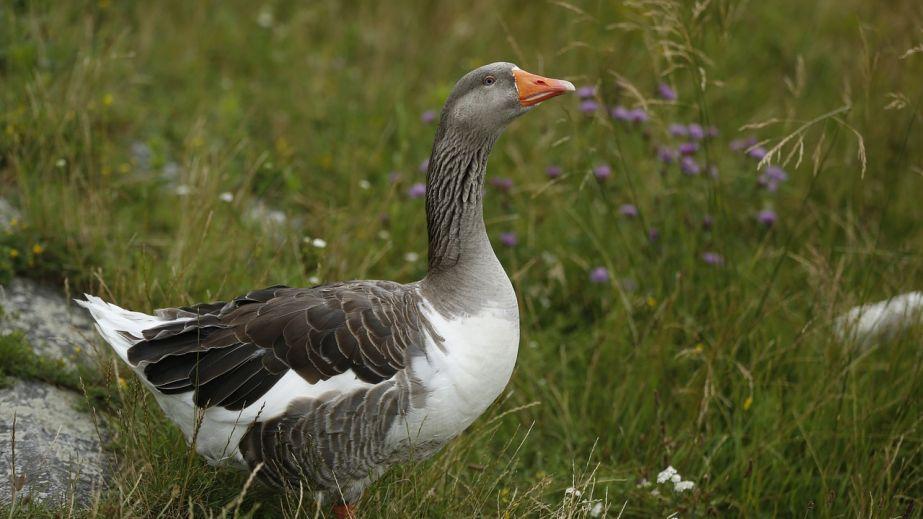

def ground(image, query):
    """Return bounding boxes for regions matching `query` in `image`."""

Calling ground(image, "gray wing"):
[125,281,431,411]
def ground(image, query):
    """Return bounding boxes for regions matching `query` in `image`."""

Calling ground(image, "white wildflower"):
[674,480,695,493]
[55,158,66,168]
[308,276,320,285]
[267,210,286,225]
[256,7,274,28]
[403,251,419,263]
[589,501,604,517]
[636,478,651,488]
[656,466,678,484]
[219,192,234,202]
[358,179,371,190]
[175,184,191,196]
[670,474,681,484]
[650,488,661,497]
[377,230,391,240]
[311,238,327,249]
[564,486,582,498]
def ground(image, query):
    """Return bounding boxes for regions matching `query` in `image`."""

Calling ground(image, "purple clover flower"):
[680,156,701,175]
[489,177,514,192]
[407,182,426,198]
[593,164,612,181]
[758,165,788,192]
[657,83,677,101]
[747,146,768,160]
[628,108,649,123]
[679,142,699,155]
[577,85,596,99]
[499,232,518,247]
[687,123,705,140]
[546,165,563,179]
[657,146,678,164]
[730,136,757,151]
[419,158,430,173]
[757,209,777,227]
[701,251,724,266]
[420,110,437,124]
[579,100,599,114]
[647,227,660,242]
[618,204,638,218]
[589,266,610,283]
[669,123,689,137]
[611,106,631,122]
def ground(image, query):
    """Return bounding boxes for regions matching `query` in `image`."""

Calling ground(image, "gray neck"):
[419,125,515,317]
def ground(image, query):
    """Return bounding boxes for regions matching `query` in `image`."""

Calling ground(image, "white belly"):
[391,299,520,446]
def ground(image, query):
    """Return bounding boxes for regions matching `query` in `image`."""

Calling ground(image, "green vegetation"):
[0,331,78,389]
[1,0,921,516]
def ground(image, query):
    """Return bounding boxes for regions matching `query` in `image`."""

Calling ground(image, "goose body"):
[79,62,573,513]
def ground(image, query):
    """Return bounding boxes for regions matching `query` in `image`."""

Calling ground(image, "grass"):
[1,0,922,516]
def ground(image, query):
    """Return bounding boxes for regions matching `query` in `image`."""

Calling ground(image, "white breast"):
[391,298,520,446]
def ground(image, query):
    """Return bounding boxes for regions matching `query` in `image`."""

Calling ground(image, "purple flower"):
[407,182,426,198]
[657,146,677,164]
[701,251,724,266]
[388,171,402,184]
[618,204,638,218]
[757,209,777,227]
[730,136,757,151]
[647,227,660,242]
[579,100,599,114]
[747,146,768,160]
[577,85,596,99]
[758,165,788,192]
[668,123,689,137]
[657,83,677,101]
[420,110,437,124]
[628,108,649,123]
[687,123,705,140]
[764,165,788,182]
[702,215,714,230]
[546,165,563,179]
[419,158,430,173]
[489,177,514,192]
[589,266,610,283]
[611,106,631,122]
[593,164,612,181]
[679,142,699,155]
[499,232,518,247]
[680,156,701,175]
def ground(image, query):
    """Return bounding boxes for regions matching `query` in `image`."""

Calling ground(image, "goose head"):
[438,62,575,136]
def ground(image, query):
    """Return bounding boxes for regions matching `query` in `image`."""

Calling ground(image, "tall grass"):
[1,0,921,516]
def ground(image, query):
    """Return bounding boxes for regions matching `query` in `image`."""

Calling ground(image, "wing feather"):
[127,281,429,411]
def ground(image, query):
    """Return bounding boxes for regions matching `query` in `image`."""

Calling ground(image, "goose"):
[78,62,574,518]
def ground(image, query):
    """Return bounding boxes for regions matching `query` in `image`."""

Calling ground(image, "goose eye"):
[483,75,496,86]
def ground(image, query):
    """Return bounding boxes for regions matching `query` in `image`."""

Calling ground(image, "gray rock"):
[0,378,108,507]
[0,199,112,508]
[0,198,19,230]
[0,278,98,366]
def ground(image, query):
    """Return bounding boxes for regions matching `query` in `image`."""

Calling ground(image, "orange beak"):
[513,67,576,107]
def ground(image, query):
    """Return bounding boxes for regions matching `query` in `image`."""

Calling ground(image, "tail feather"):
[835,292,923,348]
[75,294,185,365]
